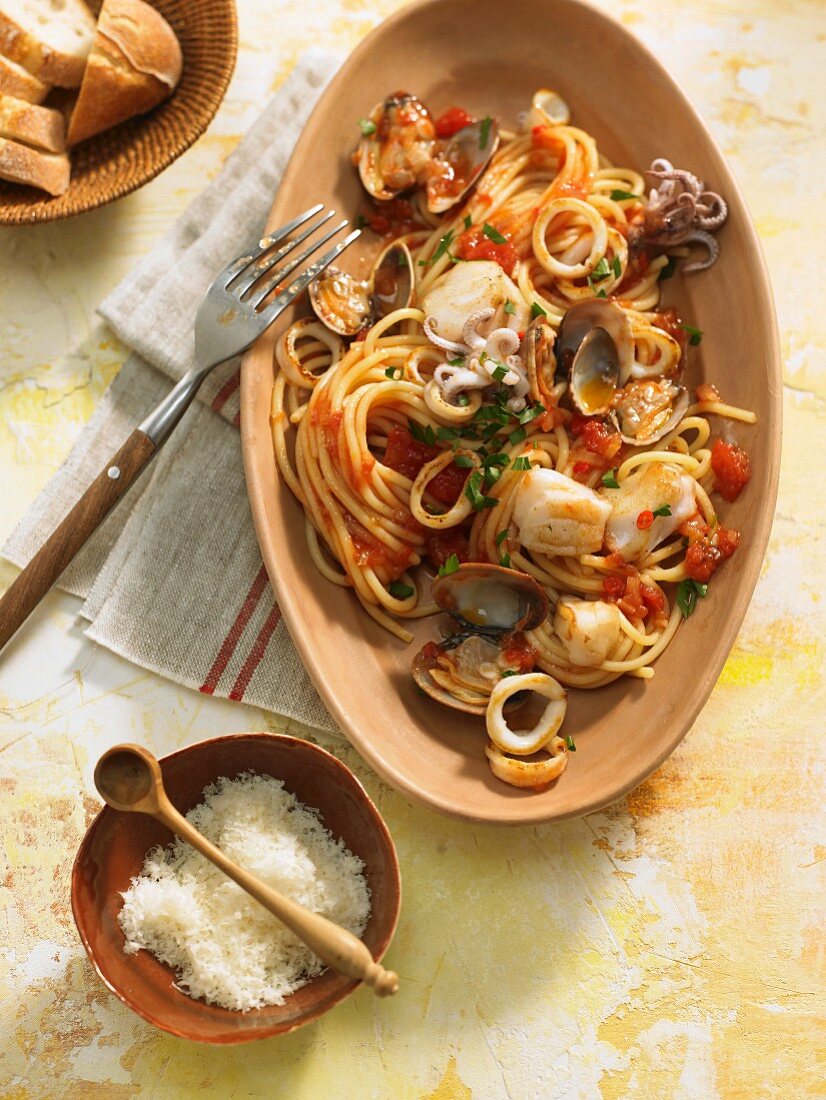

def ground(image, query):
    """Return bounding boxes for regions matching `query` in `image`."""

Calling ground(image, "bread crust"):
[0,52,50,103]
[0,92,65,151]
[0,135,69,193]
[67,0,182,146]
[0,3,95,88]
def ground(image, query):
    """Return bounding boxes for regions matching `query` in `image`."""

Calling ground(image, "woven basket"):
[0,0,237,225]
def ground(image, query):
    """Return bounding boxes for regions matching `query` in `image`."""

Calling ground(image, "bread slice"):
[0,0,96,88]
[67,0,182,146]
[0,51,49,102]
[0,92,64,151]
[0,135,69,193]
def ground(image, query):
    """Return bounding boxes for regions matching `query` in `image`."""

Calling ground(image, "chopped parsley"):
[465,471,498,511]
[611,255,622,279]
[504,298,517,315]
[530,301,547,320]
[438,553,461,576]
[588,257,611,285]
[384,366,401,379]
[517,403,546,425]
[453,453,476,467]
[455,393,470,407]
[436,426,461,442]
[479,115,492,149]
[388,581,414,599]
[357,117,376,136]
[596,288,607,298]
[602,469,620,489]
[676,578,708,619]
[354,213,367,229]
[419,229,456,267]
[511,455,531,471]
[483,222,508,244]
[463,214,472,229]
[495,529,509,547]
[499,552,511,568]
[652,504,672,517]
[407,418,436,446]
[679,323,704,346]
[609,189,638,201]
[501,669,519,677]
[508,425,526,446]
[447,356,465,366]
[490,361,509,382]
[565,735,577,752]
[482,452,509,468]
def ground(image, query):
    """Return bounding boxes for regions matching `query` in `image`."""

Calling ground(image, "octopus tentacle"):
[682,230,720,273]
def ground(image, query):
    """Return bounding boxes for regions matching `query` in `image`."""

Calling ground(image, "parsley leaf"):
[407,418,436,446]
[652,504,672,517]
[384,366,400,379]
[596,288,607,298]
[676,578,709,619]
[611,255,622,279]
[508,426,526,446]
[499,551,511,568]
[479,115,492,149]
[482,452,509,468]
[602,469,620,489]
[511,455,531,471]
[517,403,545,425]
[420,230,456,267]
[679,323,704,346]
[504,298,516,315]
[530,301,547,320]
[491,362,509,382]
[465,471,498,511]
[453,453,476,468]
[588,257,611,284]
[354,213,367,229]
[566,735,577,752]
[483,222,508,244]
[436,426,461,442]
[609,189,638,201]
[438,554,461,577]
[495,529,509,547]
[455,393,470,407]
[447,356,465,366]
[501,669,519,677]
[388,581,414,599]
[357,117,377,136]
[463,214,472,229]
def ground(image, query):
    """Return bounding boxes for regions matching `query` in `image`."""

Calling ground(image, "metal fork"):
[0,206,360,654]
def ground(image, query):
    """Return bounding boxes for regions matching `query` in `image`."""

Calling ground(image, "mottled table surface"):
[1,1,823,1097]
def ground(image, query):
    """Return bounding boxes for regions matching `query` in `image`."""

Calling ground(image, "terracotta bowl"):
[72,733,401,1043]
[240,0,782,824]
[0,0,237,225]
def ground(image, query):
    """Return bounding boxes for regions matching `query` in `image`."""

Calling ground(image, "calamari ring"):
[532,197,608,279]
[276,318,344,388]
[486,671,568,755]
[484,736,569,789]
[409,449,480,529]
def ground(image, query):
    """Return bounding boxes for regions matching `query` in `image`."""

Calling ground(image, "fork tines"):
[224,205,361,319]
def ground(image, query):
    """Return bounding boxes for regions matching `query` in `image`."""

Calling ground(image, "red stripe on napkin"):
[199,564,268,694]
[228,602,282,701]
[211,369,241,415]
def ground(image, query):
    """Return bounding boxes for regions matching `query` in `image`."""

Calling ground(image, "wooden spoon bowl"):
[72,733,401,1042]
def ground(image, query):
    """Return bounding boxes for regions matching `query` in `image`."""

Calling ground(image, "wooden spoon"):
[93,743,399,998]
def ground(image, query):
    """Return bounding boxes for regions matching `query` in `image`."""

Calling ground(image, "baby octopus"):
[629,157,728,272]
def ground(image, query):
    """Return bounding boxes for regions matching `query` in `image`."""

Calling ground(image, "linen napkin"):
[3,53,343,732]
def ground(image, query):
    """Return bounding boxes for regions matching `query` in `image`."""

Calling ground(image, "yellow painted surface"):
[1,1,824,1097]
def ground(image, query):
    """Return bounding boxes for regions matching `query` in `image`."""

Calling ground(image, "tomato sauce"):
[424,528,470,569]
[680,513,740,583]
[711,440,751,502]
[342,510,412,578]
[434,106,474,139]
[455,227,519,276]
[500,633,537,673]
[382,426,468,506]
[365,197,419,237]
[569,415,622,461]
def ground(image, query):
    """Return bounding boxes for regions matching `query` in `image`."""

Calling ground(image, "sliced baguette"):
[0,0,96,88]
[0,92,64,151]
[67,0,181,146]
[0,135,68,193]
[0,51,49,102]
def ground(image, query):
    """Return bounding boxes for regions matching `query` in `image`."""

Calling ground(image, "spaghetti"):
[270,88,754,789]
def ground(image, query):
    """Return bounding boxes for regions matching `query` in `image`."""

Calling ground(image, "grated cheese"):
[118,772,371,1011]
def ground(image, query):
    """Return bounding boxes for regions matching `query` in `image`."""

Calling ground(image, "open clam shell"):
[569,326,621,416]
[411,644,489,717]
[431,563,549,636]
[527,88,571,129]
[557,299,635,381]
[308,267,372,336]
[357,92,436,202]
[426,119,500,214]
[610,379,690,445]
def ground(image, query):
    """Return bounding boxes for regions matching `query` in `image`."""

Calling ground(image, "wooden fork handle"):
[0,429,156,654]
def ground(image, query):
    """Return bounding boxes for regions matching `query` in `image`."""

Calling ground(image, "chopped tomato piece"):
[681,514,741,583]
[569,415,622,460]
[573,461,592,476]
[711,440,751,502]
[428,462,468,506]
[602,574,625,601]
[636,510,654,531]
[382,426,436,480]
[434,106,474,138]
[455,227,519,276]
[500,632,537,673]
[424,528,470,570]
[716,525,740,558]
[695,382,720,403]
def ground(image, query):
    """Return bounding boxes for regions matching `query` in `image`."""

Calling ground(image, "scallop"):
[426,118,500,214]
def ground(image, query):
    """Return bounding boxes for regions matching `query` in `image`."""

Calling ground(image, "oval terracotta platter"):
[241,0,781,824]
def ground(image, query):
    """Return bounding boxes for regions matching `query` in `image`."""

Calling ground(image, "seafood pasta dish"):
[270,89,755,792]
